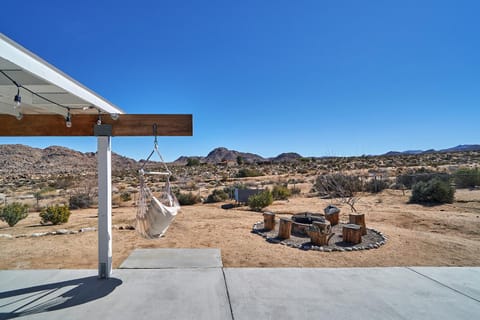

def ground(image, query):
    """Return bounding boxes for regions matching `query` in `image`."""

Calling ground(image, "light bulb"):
[111,113,119,120]
[13,93,21,109]
[66,111,72,128]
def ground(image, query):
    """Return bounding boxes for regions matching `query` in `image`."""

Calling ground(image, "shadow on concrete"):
[0,276,122,319]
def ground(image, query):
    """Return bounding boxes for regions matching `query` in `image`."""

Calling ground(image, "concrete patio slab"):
[0,268,231,320]
[1,249,479,320]
[409,266,480,301]
[119,248,223,269]
[224,267,480,320]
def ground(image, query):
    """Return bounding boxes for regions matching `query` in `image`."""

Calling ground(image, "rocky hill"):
[384,144,480,156]
[0,144,137,177]
[173,148,304,164]
[204,147,265,164]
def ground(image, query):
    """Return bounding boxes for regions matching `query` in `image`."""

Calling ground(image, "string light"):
[13,87,21,109]
[66,109,72,128]
[1,71,102,122]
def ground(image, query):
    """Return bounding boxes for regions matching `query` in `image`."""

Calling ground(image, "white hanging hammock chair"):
[136,130,180,239]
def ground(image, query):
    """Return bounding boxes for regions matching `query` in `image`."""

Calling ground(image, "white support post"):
[97,136,112,279]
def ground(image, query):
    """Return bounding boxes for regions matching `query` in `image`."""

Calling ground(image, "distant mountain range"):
[0,144,479,177]
[382,144,480,156]
[175,145,480,164]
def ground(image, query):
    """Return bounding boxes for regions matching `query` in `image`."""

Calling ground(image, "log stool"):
[313,221,331,234]
[263,212,275,231]
[342,224,362,244]
[325,211,339,226]
[307,221,334,246]
[278,218,293,239]
[349,213,366,235]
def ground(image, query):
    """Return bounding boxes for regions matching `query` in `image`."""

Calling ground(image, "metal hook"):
[153,123,158,145]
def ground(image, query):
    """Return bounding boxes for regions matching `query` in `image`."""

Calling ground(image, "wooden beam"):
[0,114,193,136]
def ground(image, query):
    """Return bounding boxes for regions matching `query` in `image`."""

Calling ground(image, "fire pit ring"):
[291,212,325,237]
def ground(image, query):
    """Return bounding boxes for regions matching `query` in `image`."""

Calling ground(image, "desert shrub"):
[397,171,450,189]
[248,190,273,211]
[313,174,363,197]
[204,189,229,203]
[48,176,75,190]
[186,158,200,166]
[120,192,132,202]
[364,178,389,193]
[236,168,263,178]
[454,168,480,189]
[69,193,93,209]
[176,192,201,205]
[289,186,302,196]
[40,205,71,225]
[410,178,455,204]
[272,184,291,200]
[0,202,29,227]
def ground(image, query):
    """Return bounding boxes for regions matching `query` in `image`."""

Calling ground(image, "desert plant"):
[454,168,480,189]
[248,189,273,211]
[176,192,201,205]
[49,175,75,190]
[272,184,291,200]
[236,168,263,178]
[364,178,389,193]
[289,186,302,196]
[186,158,200,166]
[397,171,450,189]
[40,205,71,225]
[120,191,132,202]
[0,202,29,227]
[314,174,363,197]
[410,178,455,204]
[204,189,229,203]
[69,193,93,209]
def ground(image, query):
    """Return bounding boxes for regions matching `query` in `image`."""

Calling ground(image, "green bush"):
[454,168,480,189]
[204,189,229,203]
[176,192,201,206]
[410,178,455,204]
[248,190,273,211]
[0,202,29,227]
[186,158,200,166]
[40,205,71,225]
[272,185,291,200]
[397,171,450,189]
[120,192,132,202]
[236,168,263,178]
[69,193,93,209]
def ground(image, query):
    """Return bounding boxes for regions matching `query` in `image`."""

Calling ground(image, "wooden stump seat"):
[325,212,339,226]
[349,213,366,235]
[278,218,293,239]
[263,212,275,231]
[342,224,362,244]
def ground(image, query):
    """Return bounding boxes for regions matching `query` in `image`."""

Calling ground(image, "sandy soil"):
[1,189,480,269]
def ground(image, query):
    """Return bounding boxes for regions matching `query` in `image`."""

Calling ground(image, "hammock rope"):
[136,126,180,239]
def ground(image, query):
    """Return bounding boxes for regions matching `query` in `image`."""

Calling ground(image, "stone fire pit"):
[253,211,387,252]
[291,212,325,237]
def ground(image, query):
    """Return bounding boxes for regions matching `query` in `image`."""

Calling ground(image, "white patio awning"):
[0,33,124,119]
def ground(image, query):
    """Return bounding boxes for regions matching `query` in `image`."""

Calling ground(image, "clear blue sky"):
[1,0,479,161]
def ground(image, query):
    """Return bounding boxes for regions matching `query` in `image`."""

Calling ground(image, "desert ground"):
[1,188,479,269]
